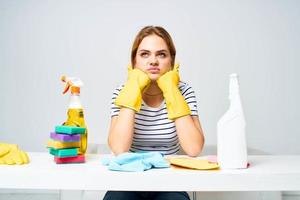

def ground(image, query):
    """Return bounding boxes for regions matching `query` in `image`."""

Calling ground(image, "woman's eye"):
[140,52,149,57]
[158,53,166,58]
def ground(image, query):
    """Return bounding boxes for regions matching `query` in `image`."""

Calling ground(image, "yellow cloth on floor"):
[168,157,219,170]
[47,140,80,149]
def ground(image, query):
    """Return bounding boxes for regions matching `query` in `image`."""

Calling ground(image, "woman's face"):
[134,34,172,81]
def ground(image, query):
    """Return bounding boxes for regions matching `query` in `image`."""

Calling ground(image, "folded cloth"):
[168,157,219,170]
[101,152,170,172]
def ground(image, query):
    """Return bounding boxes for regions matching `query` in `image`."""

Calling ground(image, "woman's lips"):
[147,67,160,74]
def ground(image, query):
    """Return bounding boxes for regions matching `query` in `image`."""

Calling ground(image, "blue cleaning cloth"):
[101,152,170,172]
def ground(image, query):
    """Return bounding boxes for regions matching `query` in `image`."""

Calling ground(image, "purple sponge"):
[50,132,80,142]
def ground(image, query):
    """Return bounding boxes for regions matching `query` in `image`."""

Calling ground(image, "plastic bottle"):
[61,76,88,154]
[217,73,248,169]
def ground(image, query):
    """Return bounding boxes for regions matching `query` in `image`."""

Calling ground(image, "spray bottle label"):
[63,108,88,154]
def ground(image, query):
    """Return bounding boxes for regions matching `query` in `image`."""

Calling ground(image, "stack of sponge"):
[47,125,86,164]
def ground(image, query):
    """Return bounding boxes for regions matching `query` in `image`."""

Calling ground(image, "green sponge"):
[55,125,86,135]
[49,147,78,158]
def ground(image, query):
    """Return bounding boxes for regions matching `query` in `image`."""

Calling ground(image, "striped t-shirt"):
[111,81,198,155]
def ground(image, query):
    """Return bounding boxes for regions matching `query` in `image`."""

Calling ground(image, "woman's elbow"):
[185,147,202,157]
[108,140,130,155]
[185,139,205,157]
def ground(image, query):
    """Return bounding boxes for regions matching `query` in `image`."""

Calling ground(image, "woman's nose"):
[149,55,158,66]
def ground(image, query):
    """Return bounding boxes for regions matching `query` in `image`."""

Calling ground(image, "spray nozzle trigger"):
[61,76,83,94]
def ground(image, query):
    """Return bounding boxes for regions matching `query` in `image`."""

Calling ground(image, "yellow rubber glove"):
[0,143,10,157]
[157,64,191,120]
[0,143,30,165]
[114,66,151,112]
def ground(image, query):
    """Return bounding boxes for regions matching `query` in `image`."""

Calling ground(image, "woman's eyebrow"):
[138,49,168,53]
[156,50,168,53]
[138,49,150,53]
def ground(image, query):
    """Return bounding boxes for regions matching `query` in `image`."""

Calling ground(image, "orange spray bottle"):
[61,76,88,154]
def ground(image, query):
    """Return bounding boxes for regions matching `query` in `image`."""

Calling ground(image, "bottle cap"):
[71,86,80,94]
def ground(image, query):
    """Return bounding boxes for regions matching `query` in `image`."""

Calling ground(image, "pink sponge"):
[54,155,85,164]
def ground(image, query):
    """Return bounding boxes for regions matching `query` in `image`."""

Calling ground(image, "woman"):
[104,26,205,200]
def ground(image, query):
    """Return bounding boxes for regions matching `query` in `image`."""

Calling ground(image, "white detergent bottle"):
[217,73,248,169]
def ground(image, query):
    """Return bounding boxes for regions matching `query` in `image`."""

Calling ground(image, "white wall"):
[0,0,299,154]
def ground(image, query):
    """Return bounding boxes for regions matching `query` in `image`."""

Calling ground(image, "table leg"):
[192,191,197,200]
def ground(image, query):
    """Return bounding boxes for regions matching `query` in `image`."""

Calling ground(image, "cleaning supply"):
[49,147,78,158]
[0,143,10,156]
[157,64,191,120]
[55,125,86,135]
[47,125,85,163]
[54,154,85,164]
[101,152,170,172]
[114,66,151,112]
[61,76,88,154]
[50,132,80,142]
[0,143,29,165]
[168,157,219,170]
[217,73,248,169]
[47,140,80,149]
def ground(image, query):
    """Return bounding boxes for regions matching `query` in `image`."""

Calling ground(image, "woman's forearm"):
[175,115,205,157]
[108,108,135,155]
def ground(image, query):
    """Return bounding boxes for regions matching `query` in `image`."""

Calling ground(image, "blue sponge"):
[55,125,86,135]
[49,147,78,158]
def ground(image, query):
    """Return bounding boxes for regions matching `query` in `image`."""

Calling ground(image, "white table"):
[1,153,300,193]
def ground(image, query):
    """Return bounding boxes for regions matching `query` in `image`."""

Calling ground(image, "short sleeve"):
[178,82,199,116]
[110,85,123,117]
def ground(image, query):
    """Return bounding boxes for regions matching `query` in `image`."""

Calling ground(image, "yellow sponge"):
[47,140,80,149]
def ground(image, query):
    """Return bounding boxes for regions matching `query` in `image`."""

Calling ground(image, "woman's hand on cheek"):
[114,65,151,112]
[157,64,180,86]
[157,64,191,120]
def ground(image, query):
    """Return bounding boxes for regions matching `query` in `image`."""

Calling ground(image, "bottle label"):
[64,108,88,154]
